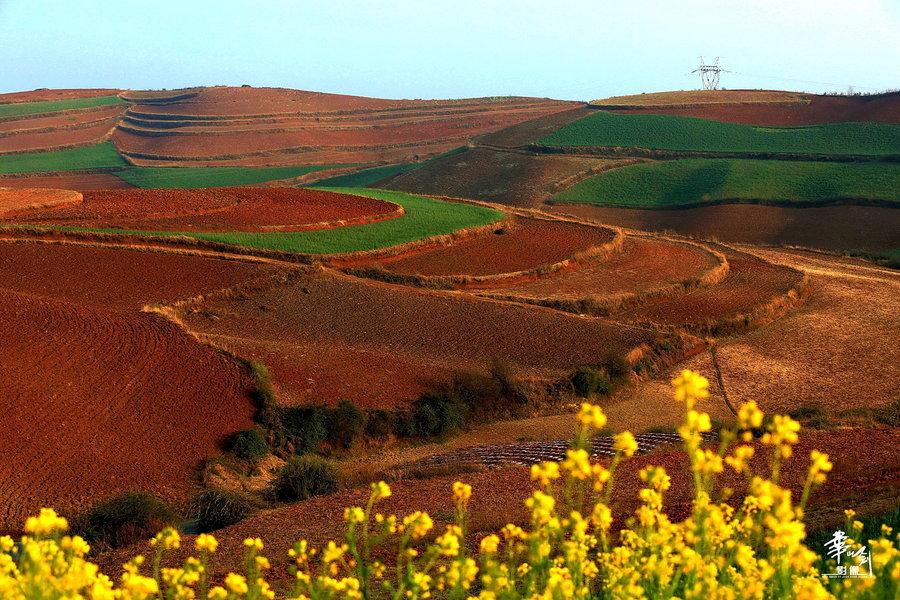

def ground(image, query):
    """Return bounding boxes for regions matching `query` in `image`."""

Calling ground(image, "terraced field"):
[479,236,724,309]
[619,246,805,329]
[550,159,900,208]
[369,216,616,278]
[386,147,628,208]
[178,268,656,407]
[677,248,900,415]
[0,172,133,190]
[5,187,402,233]
[0,94,124,118]
[539,110,900,156]
[593,90,900,126]
[2,188,504,255]
[112,87,577,167]
[0,142,128,174]
[0,240,285,533]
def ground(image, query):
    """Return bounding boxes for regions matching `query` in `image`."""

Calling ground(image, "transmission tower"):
[692,57,727,90]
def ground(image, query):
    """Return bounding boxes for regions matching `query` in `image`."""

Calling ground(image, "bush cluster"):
[75,492,176,549]
[194,488,258,533]
[271,455,338,502]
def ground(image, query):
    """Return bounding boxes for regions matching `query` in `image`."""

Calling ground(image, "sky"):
[1,0,898,100]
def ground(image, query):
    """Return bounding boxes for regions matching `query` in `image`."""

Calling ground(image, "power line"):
[725,70,882,91]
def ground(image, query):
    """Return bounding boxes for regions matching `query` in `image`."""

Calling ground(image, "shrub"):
[364,409,397,439]
[874,398,900,427]
[604,353,631,379]
[280,405,329,454]
[327,399,367,449]
[411,393,466,437]
[194,488,258,533]
[570,366,610,397]
[271,455,338,502]
[226,427,270,461]
[76,492,176,549]
[789,404,830,429]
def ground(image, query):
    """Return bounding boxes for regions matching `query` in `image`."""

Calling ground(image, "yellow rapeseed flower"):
[453,481,472,503]
[613,431,638,458]
[195,533,218,554]
[671,369,709,408]
[577,403,607,429]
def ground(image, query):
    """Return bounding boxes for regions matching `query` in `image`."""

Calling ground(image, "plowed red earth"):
[0,89,121,103]
[5,187,399,233]
[111,87,576,166]
[0,289,255,534]
[112,109,566,158]
[387,147,622,208]
[484,236,719,300]
[0,188,82,217]
[619,246,802,326]
[179,269,654,407]
[0,119,116,153]
[604,93,900,125]
[128,87,565,117]
[0,240,285,533]
[474,106,597,147]
[0,172,132,191]
[550,203,900,257]
[372,217,615,277]
[0,241,280,309]
[0,105,124,132]
[104,426,898,585]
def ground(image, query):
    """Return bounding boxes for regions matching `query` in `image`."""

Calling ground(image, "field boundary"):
[527,144,900,163]
[0,124,119,156]
[0,103,126,124]
[474,235,730,316]
[0,115,123,138]
[344,224,624,290]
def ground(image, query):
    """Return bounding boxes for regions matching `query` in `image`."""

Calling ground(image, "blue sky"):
[1,0,898,100]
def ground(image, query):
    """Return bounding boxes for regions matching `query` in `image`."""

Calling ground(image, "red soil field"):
[483,236,721,301]
[0,104,125,132]
[0,119,117,153]
[0,289,256,534]
[474,106,596,147]
[0,188,82,217]
[0,88,121,103]
[0,172,133,191]
[7,187,401,233]
[103,426,898,584]
[618,246,804,327]
[111,86,576,166]
[0,240,280,310]
[598,91,900,125]
[127,87,565,117]
[372,217,615,277]
[679,247,900,415]
[550,203,900,256]
[179,268,655,407]
[386,147,625,208]
[0,240,287,532]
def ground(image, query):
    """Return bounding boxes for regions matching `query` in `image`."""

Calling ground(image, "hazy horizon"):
[1,0,898,101]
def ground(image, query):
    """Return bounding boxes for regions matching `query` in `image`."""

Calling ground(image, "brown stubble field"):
[677,247,900,415]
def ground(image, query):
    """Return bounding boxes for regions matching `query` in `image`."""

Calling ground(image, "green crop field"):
[0,142,128,174]
[550,159,900,208]
[301,163,420,188]
[313,148,468,188]
[115,165,347,188]
[32,189,504,254]
[0,95,124,119]
[539,110,900,157]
